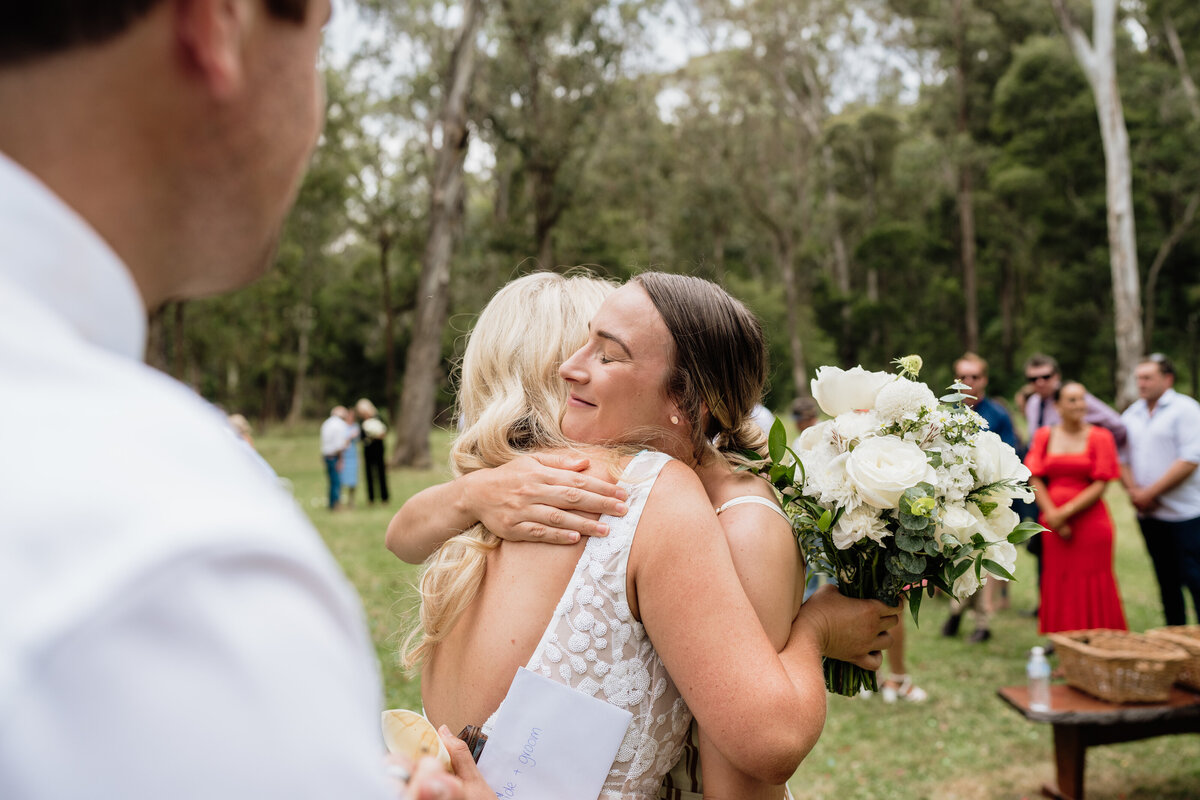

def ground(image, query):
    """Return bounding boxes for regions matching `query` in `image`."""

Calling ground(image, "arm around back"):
[385,452,630,563]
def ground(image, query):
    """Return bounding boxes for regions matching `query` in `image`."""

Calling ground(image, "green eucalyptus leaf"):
[768,418,787,462]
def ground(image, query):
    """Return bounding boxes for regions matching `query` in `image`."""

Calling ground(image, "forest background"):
[148,0,1200,464]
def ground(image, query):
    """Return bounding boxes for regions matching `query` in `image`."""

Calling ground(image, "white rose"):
[984,540,1018,581]
[973,431,1031,489]
[811,366,894,417]
[983,503,1020,544]
[844,437,937,509]
[951,562,982,600]
[832,410,880,446]
[937,503,981,545]
[831,505,890,549]
[795,419,833,452]
[873,378,938,424]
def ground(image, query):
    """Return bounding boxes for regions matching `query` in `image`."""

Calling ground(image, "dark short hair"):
[1052,380,1087,403]
[1141,353,1176,377]
[791,396,819,421]
[1024,353,1059,375]
[1,0,308,66]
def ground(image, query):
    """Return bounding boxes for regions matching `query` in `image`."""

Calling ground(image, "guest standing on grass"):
[1120,353,1200,626]
[941,352,1018,645]
[340,406,361,509]
[1024,382,1127,634]
[356,398,390,504]
[0,2,486,797]
[321,405,350,510]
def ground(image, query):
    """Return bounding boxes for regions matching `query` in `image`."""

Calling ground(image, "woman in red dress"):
[1024,381,1127,634]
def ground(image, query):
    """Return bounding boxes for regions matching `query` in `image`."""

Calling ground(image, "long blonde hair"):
[402,271,615,669]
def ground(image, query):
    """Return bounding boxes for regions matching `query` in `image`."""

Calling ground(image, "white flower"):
[832,410,881,446]
[873,378,938,424]
[810,366,894,417]
[803,451,858,511]
[973,502,1020,544]
[973,431,1032,491]
[937,503,982,545]
[984,540,1018,581]
[794,419,834,452]
[844,437,937,509]
[951,563,982,600]
[831,505,891,549]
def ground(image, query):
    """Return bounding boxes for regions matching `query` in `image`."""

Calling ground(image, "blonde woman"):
[391,272,897,799]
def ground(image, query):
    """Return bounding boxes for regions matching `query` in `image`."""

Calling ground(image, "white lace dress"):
[483,450,692,799]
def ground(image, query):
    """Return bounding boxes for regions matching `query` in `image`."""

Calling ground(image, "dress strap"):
[714,495,789,523]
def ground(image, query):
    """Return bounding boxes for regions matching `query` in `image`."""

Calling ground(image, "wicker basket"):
[1048,629,1189,703]
[1146,626,1200,691]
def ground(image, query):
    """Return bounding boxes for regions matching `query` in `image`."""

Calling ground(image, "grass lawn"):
[259,424,1200,800]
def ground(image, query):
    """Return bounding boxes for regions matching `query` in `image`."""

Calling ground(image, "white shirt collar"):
[0,150,146,360]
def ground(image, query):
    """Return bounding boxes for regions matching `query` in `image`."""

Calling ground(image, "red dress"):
[1024,425,1127,634]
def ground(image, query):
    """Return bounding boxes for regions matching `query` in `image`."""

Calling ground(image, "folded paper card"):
[476,667,633,799]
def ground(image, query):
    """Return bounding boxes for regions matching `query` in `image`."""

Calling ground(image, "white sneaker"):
[881,674,927,703]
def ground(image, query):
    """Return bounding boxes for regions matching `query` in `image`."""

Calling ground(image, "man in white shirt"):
[322,405,352,509]
[0,3,483,798]
[1120,354,1200,625]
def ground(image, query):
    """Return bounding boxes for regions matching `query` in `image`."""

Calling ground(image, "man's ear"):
[174,0,251,98]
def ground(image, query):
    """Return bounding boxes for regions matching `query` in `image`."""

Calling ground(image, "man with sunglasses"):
[1120,353,1200,625]
[941,353,1019,643]
[1022,354,1127,448]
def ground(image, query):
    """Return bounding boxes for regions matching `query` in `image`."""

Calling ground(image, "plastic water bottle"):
[1027,646,1052,712]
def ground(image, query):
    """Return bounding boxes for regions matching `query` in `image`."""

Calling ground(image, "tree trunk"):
[378,231,399,423]
[1164,14,1200,121]
[1051,0,1143,408]
[391,0,483,468]
[775,233,809,397]
[171,302,186,380]
[954,0,979,353]
[285,300,313,426]
[145,306,169,372]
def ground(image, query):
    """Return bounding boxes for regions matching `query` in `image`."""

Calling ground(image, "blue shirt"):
[972,396,1020,452]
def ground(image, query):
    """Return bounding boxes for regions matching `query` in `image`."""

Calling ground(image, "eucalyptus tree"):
[478,0,657,268]
[1133,0,1200,350]
[1049,0,1143,407]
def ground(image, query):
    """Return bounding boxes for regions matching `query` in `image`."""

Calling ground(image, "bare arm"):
[384,452,629,563]
[1133,459,1198,511]
[1058,480,1108,521]
[696,499,803,797]
[630,462,897,785]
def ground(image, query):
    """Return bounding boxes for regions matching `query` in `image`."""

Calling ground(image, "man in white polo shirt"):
[1120,353,1200,625]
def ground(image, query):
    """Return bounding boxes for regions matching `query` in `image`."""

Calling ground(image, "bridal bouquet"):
[754,356,1041,696]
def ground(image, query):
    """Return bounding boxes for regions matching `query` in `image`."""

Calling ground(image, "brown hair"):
[956,351,989,377]
[632,271,768,466]
[1,0,309,65]
[1023,353,1060,375]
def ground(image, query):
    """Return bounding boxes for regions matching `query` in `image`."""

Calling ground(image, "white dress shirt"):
[1120,387,1200,521]
[321,414,351,457]
[0,153,393,798]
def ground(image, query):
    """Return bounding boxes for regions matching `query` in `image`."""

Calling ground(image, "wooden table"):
[997,683,1200,799]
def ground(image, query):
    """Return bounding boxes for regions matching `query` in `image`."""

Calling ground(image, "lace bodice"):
[483,450,692,799]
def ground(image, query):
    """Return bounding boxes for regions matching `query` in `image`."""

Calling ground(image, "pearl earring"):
[670,415,680,425]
